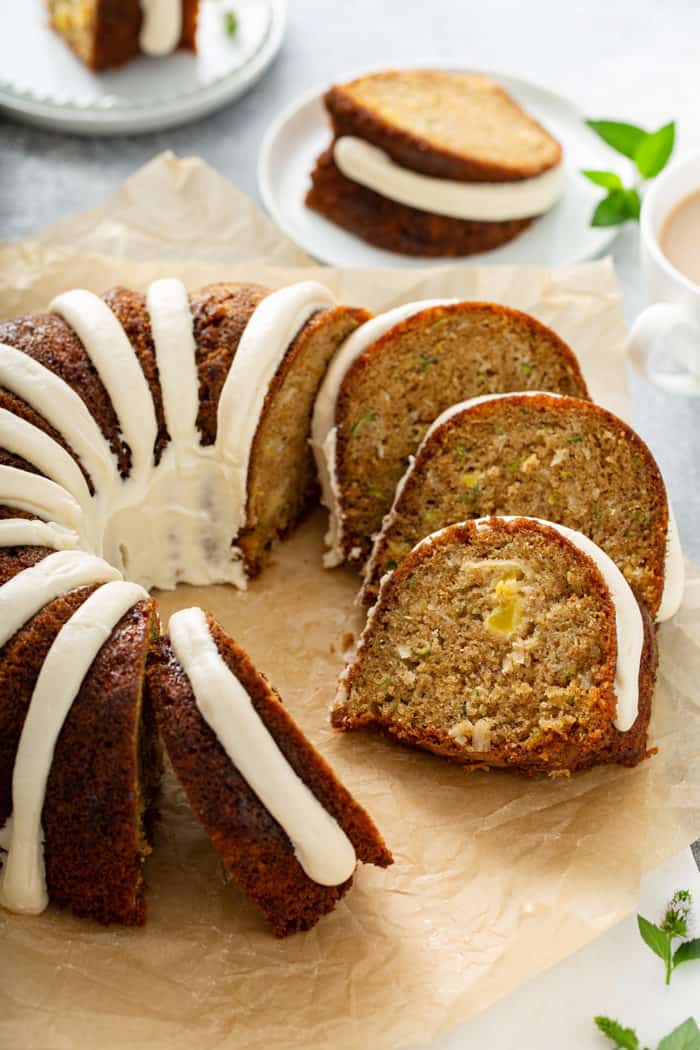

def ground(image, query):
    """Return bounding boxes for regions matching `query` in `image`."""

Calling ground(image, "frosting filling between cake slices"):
[362,391,684,622]
[333,136,566,222]
[312,299,457,567]
[169,607,357,886]
[139,0,183,56]
[1,280,336,591]
[0,580,148,915]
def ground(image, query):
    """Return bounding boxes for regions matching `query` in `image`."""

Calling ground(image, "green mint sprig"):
[594,1016,700,1050]
[582,118,675,227]
[637,889,700,985]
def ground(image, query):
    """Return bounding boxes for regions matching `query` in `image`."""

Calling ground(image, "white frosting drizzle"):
[312,299,457,567]
[333,136,566,222]
[0,342,117,495]
[216,281,336,540]
[0,550,121,650]
[0,408,93,512]
[50,290,158,483]
[0,465,84,536]
[169,607,357,886]
[139,0,183,56]
[146,279,199,446]
[658,503,684,622]
[0,520,80,551]
[0,581,147,915]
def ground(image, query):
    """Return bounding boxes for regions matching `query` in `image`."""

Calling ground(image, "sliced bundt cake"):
[362,393,684,620]
[147,608,392,937]
[306,70,564,256]
[47,0,199,71]
[333,517,657,776]
[0,548,160,924]
[0,279,367,590]
[312,302,589,571]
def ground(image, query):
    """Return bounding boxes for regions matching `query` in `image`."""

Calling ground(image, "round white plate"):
[0,0,285,136]
[259,72,620,268]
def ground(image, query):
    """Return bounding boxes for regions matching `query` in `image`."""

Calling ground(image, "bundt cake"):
[0,553,160,924]
[333,517,658,775]
[362,392,684,620]
[312,301,589,570]
[147,608,393,937]
[47,0,199,70]
[0,279,367,590]
[305,70,564,256]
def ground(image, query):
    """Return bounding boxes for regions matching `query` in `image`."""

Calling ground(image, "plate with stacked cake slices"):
[259,68,621,268]
[0,0,286,135]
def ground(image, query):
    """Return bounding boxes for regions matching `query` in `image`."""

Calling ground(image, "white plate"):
[258,72,620,268]
[0,0,285,136]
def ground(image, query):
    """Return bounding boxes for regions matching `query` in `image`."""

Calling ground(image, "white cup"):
[629,150,700,396]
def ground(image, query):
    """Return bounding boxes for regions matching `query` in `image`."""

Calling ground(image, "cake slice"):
[363,393,683,620]
[333,518,657,776]
[147,608,392,937]
[313,302,588,571]
[306,70,564,256]
[47,0,199,71]
[0,549,161,925]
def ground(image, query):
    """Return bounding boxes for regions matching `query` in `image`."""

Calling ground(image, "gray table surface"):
[2,1,699,562]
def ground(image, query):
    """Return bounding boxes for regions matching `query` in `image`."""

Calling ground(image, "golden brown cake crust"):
[333,518,657,775]
[324,71,562,182]
[306,147,534,257]
[0,578,161,925]
[147,615,392,937]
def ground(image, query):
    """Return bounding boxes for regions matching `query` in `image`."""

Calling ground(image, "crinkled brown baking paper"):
[1,153,699,1050]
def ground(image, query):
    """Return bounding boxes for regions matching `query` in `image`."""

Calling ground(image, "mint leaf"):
[634,122,675,179]
[657,1018,700,1050]
[595,1016,640,1049]
[673,937,700,967]
[587,120,647,159]
[591,190,633,227]
[582,170,624,190]
[223,9,238,36]
[623,188,642,220]
[638,914,672,964]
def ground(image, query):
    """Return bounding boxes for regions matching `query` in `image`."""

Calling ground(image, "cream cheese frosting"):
[0,580,148,915]
[0,520,80,551]
[333,136,566,222]
[312,299,457,567]
[139,0,183,56]
[169,608,357,886]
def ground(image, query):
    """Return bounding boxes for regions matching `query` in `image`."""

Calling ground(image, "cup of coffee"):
[629,150,700,396]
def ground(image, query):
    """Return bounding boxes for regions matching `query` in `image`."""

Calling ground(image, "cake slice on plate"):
[312,301,588,571]
[306,69,565,256]
[47,0,199,71]
[147,608,393,937]
[333,517,657,776]
[362,393,684,620]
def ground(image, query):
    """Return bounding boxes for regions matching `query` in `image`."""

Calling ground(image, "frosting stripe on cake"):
[215,281,336,536]
[0,342,117,494]
[0,407,93,512]
[139,0,183,56]
[169,607,357,886]
[0,581,148,915]
[0,465,84,535]
[0,550,121,649]
[0,520,80,551]
[50,290,159,480]
[146,278,199,448]
[312,299,457,566]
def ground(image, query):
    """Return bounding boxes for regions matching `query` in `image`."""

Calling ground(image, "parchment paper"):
[1,153,699,1050]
